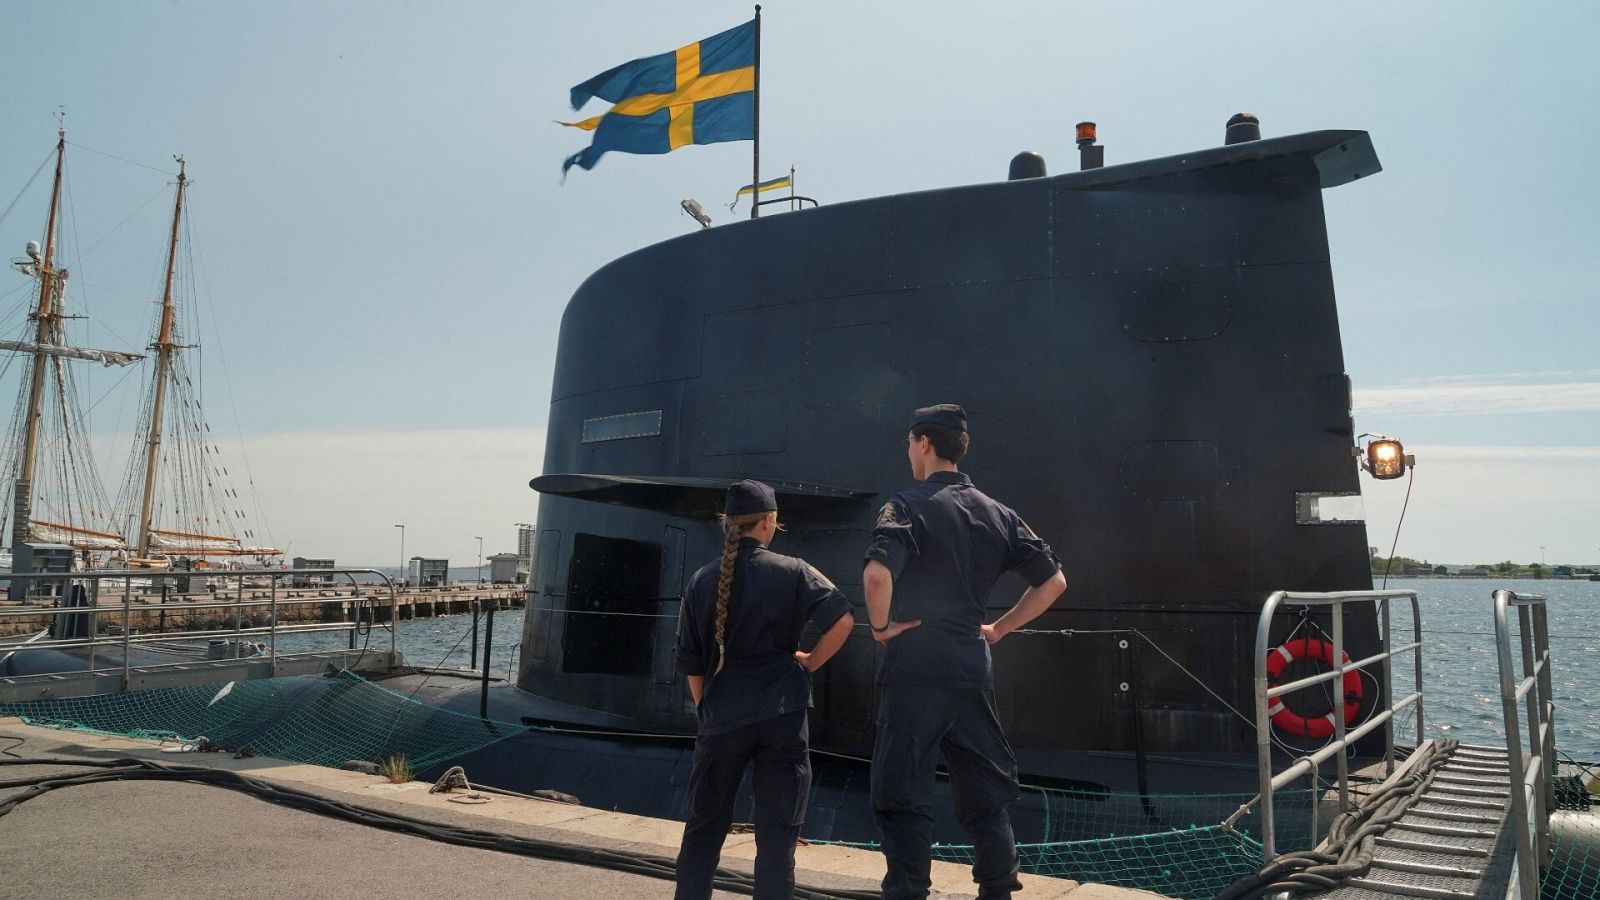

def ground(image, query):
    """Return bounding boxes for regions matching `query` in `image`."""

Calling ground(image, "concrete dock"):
[0,718,1161,900]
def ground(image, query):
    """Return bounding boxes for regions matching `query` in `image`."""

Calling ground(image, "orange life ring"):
[1265,638,1363,739]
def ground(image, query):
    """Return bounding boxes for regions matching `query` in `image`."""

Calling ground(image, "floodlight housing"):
[1357,434,1414,480]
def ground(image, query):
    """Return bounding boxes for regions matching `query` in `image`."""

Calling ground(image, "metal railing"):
[1254,588,1424,860]
[1493,589,1555,899]
[0,567,398,697]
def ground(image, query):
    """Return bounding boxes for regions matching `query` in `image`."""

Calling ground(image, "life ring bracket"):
[1264,637,1364,739]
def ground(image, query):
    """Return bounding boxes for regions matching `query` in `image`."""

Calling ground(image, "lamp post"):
[475,535,484,585]
[394,524,405,587]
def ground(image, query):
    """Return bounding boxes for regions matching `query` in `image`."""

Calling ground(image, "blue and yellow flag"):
[730,174,791,209]
[560,21,755,174]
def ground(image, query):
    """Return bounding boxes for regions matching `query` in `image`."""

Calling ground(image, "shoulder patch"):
[875,502,903,529]
[804,563,836,590]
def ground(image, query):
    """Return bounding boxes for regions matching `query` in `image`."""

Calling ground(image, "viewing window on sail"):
[1295,492,1365,525]
[581,409,664,443]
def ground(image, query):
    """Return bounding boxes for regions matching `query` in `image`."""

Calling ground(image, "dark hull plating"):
[521,130,1386,777]
[400,676,1291,845]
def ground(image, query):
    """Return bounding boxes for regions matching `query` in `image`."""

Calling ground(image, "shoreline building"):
[488,552,521,585]
[408,557,448,588]
[290,557,336,588]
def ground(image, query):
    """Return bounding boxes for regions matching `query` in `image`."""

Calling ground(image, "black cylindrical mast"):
[750,5,761,220]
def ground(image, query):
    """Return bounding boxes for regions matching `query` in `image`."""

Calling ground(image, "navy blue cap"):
[909,403,967,433]
[724,479,778,517]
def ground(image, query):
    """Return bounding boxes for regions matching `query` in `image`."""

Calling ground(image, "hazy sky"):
[1,2,1596,567]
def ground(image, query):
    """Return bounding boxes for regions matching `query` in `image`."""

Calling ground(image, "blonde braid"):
[712,524,741,675]
[712,511,771,676]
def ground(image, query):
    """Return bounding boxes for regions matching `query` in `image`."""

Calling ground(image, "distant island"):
[1371,554,1598,579]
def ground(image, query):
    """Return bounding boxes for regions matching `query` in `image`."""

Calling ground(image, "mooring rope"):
[1213,738,1462,899]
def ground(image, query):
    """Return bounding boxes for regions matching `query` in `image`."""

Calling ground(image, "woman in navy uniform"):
[674,479,855,899]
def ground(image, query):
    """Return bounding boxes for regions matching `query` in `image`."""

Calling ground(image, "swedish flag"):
[561,21,756,174]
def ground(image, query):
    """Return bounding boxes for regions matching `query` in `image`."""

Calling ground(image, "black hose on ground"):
[0,755,880,900]
[1213,739,1461,900]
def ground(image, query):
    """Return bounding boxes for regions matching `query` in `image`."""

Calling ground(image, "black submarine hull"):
[519,126,1386,774]
[391,674,1288,846]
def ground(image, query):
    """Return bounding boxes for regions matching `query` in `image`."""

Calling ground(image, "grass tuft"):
[378,753,413,784]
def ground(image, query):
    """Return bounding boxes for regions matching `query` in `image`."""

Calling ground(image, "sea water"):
[275,577,1600,761]
[274,604,529,679]
[1392,576,1600,761]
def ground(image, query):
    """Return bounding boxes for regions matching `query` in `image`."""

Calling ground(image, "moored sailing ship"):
[2,126,280,578]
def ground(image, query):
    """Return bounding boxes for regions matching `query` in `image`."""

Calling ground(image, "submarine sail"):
[523,124,1384,774]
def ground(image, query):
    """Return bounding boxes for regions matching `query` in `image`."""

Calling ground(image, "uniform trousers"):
[675,709,811,900]
[871,685,1022,900]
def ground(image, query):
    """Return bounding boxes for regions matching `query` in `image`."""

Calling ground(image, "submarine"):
[382,113,1392,839]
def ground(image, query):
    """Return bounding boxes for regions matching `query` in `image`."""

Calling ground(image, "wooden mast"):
[135,157,185,559]
[11,127,68,549]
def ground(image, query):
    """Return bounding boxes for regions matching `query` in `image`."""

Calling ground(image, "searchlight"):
[1358,434,1414,480]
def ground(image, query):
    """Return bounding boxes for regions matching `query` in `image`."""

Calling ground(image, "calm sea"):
[1389,576,1600,761]
[276,577,1600,761]
[275,604,529,680]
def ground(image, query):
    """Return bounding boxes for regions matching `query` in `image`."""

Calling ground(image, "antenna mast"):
[135,157,185,559]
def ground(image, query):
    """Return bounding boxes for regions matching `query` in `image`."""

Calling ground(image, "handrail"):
[0,567,399,692]
[1493,589,1555,899]
[1254,588,1423,860]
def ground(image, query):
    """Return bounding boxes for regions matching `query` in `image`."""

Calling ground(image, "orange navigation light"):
[1075,121,1097,146]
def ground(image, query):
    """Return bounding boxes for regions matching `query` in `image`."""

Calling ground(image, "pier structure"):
[0,581,523,638]
[0,718,1149,900]
[0,567,521,703]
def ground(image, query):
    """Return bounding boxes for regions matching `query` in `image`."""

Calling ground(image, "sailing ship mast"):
[111,157,281,563]
[9,128,68,550]
[134,158,184,559]
[5,130,270,563]
[6,126,141,553]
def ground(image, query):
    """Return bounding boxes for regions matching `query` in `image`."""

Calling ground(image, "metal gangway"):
[1244,587,1553,899]
[0,567,403,703]
[1494,589,1556,899]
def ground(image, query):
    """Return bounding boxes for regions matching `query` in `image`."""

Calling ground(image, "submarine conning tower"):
[522,118,1384,766]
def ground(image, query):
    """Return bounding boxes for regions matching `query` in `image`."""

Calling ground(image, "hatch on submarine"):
[509,114,1385,800]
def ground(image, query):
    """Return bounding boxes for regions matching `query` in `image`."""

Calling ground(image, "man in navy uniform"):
[675,479,855,899]
[864,404,1067,900]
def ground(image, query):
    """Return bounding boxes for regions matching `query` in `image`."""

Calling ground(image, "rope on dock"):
[1213,739,1461,899]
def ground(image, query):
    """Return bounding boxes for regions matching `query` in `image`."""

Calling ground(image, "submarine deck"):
[0,718,1162,900]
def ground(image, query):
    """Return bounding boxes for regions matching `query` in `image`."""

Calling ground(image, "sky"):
[0,1,1596,568]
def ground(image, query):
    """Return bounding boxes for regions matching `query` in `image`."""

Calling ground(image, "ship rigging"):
[1,126,280,569]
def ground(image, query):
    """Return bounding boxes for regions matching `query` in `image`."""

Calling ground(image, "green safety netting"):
[1544,756,1600,900]
[820,786,1323,899]
[0,671,529,770]
[950,826,1266,898]
[4,674,1597,899]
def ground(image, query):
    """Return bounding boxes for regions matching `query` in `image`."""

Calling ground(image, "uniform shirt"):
[864,470,1061,688]
[676,538,853,735]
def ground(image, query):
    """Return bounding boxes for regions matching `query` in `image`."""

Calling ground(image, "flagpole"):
[751,4,762,220]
